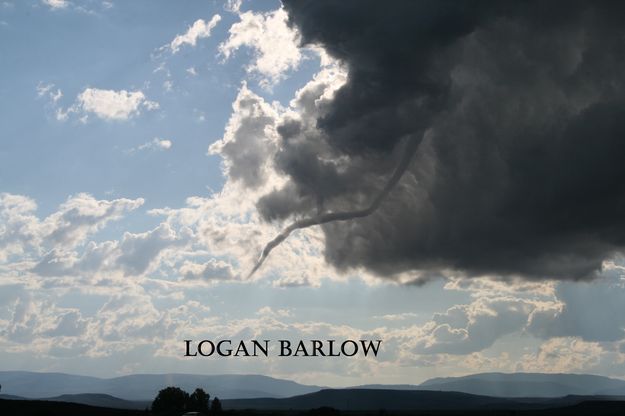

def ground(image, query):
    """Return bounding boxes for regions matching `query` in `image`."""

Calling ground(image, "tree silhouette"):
[151,386,190,416]
[211,397,223,414]
[188,388,210,413]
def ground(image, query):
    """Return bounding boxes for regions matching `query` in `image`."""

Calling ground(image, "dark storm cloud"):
[255,0,625,281]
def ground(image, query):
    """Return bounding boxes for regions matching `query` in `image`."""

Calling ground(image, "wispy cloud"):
[41,0,68,10]
[36,82,63,103]
[126,138,173,154]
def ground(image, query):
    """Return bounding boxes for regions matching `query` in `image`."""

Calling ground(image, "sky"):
[2,0,625,387]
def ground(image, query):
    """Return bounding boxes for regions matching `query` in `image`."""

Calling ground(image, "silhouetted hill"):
[0,393,25,400]
[349,384,420,390]
[0,371,322,400]
[43,393,150,409]
[1,392,149,409]
[0,398,145,416]
[419,372,625,397]
[222,388,519,410]
[222,389,625,412]
[0,389,625,416]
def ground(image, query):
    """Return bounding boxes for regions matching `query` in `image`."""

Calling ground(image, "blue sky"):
[2,0,625,387]
[0,0,313,214]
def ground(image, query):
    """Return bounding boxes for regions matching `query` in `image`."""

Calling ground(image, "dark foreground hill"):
[222,389,625,412]
[0,398,145,416]
[223,389,517,411]
[45,393,150,409]
[0,393,149,409]
[4,393,625,416]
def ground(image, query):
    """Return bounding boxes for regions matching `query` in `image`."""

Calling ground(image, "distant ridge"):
[352,372,625,398]
[3,370,625,403]
[0,371,322,401]
[418,372,625,397]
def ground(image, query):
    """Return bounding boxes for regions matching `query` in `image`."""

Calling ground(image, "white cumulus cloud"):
[0,192,144,265]
[76,88,159,121]
[208,82,279,188]
[169,15,221,53]
[52,88,159,122]
[219,8,302,88]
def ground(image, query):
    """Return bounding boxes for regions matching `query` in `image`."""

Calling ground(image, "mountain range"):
[417,372,625,397]
[0,371,321,401]
[351,372,625,398]
[2,370,625,408]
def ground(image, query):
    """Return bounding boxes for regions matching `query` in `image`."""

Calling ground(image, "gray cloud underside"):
[251,0,625,281]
